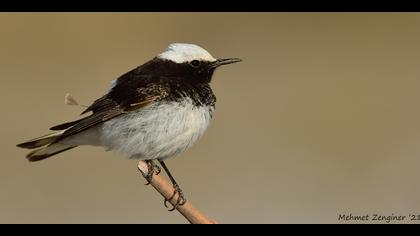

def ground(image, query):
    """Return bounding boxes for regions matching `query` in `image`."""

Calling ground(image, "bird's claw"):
[164,184,186,211]
[144,160,161,185]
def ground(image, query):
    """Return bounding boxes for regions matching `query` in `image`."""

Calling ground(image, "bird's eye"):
[189,60,201,68]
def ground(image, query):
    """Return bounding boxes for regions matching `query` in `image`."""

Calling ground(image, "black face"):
[132,58,223,85]
[182,58,242,84]
[145,58,217,84]
[185,60,217,84]
[131,57,241,85]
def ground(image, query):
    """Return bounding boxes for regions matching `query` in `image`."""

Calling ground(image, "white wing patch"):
[109,79,117,91]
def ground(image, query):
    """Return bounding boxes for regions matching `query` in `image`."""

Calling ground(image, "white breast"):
[97,98,213,160]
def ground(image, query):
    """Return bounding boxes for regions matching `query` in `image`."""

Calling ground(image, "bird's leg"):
[144,160,161,185]
[166,184,186,211]
[159,160,186,211]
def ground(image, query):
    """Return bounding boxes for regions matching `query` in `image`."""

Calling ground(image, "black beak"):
[210,58,242,68]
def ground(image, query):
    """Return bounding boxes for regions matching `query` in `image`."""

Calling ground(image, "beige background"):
[1,13,420,223]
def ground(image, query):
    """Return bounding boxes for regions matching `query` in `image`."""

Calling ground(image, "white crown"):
[158,43,217,63]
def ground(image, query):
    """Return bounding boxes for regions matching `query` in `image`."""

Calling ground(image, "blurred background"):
[1,13,420,223]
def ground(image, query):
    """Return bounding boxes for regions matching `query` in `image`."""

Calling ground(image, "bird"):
[16,43,241,210]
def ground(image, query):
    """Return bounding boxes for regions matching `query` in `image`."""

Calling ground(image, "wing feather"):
[52,82,170,143]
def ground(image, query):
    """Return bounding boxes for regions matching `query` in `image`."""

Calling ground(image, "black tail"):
[17,131,77,161]
[17,132,63,149]
[25,145,77,162]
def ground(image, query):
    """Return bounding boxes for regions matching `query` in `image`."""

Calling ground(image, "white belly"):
[88,99,214,160]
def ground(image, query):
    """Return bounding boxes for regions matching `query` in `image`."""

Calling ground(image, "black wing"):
[51,63,170,143]
[49,96,117,131]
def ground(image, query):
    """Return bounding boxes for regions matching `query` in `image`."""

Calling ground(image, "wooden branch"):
[137,161,217,224]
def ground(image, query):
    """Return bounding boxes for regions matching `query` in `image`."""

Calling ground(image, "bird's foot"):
[164,184,186,211]
[144,160,161,185]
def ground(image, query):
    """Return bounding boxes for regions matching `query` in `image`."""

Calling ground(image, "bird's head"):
[155,43,242,83]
